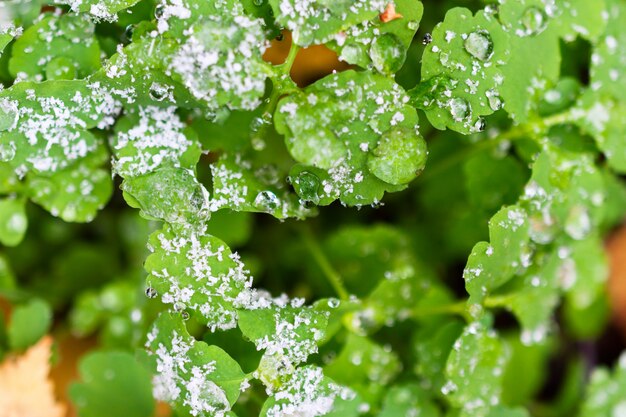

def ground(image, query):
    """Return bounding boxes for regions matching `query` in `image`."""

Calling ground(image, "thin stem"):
[298,226,350,301]
[280,39,300,75]
[411,301,470,321]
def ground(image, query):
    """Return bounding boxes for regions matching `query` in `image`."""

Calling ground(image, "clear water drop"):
[0,100,18,131]
[254,190,280,212]
[473,118,486,132]
[181,311,190,321]
[173,302,185,312]
[448,97,469,121]
[485,89,503,111]
[124,24,135,42]
[327,298,340,308]
[369,33,405,74]
[154,4,165,19]
[464,30,494,61]
[253,0,264,5]
[0,142,16,162]
[422,32,432,45]
[149,83,168,101]
[145,287,158,298]
[407,21,419,31]
[522,7,548,36]
[295,171,321,205]
[529,212,557,244]
[565,205,591,240]
[340,44,362,63]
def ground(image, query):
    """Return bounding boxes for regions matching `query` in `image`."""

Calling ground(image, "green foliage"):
[2,0,626,416]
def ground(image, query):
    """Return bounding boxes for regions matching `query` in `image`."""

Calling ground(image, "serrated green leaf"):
[276,70,423,206]
[70,351,154,417]
[579,354,626,417]
[110,105,201,178]
[9,13,100,81]
[8,298,52,350]
[327,0,424,74]
[147,313,246,417]
[501,335,551,407]
[464,205,530,304]
[417,7,509,133]
[267,0,386,46]
[0,197,27,246]
[121,166,210,225]
[260,365,355,417]
[145,225,251,331]
[27,161,113,223]
[444,320,509,417]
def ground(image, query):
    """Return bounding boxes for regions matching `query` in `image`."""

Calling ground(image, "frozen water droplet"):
[485,89,503,111]
[0,100,19,131]
[149,83,168,101]
[154,4,165,18]
[254,190,280,212]
[181,311,190,321]
[250,115,272,151]
[565,205,591,240]
[124,24,135,42]
[369,33,405,74]
[464,30,494,61]
[0,142,16,162]
[529,213,557,244]
[173,302,185,312]
[295,171,321,205]
[522,7,548,36]
[253,0,264,6]
[407,21,419,31]
[473,118,486,132]
[145,287,158,299]
[448,97,469,121]
[422,32,432,45]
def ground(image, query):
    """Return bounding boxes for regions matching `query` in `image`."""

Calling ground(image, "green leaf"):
[27,161,113,223]
[444,320,509,417]
[110,105,201,178]
[324,333,401,403]
[260,365,355,417]
[8,298,52,350]
[70,351,155,417]
[121,166,210,225]
[327,0,424,74]
[377,384,440,417]
[417,7,510,133]
[238,305,329,387]
[275,70,424,206]
[62,0,142,20]
[579,354,626,417]
[267,0,386,46]
[146,313,246,417]
[0,25,20,58]
[0,80,120,176]
[8,14,101,81]
[464,205,530,304]
[145,225,251,330]
[0,198,27,246]
[501,335,551,407]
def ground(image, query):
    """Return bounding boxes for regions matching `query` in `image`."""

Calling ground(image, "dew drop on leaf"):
[181,311,190,321]
[367,127,427,185]
[0,100,18,131]
[254,190,280,212]
[565,205,592,240]
[253,0,264,6]
[0,142,16,162]
[294,171,321,205]
[149,83,168,102]
[124,25,134,42]
[340,44,363,63]
[327,298,340,308]
[369,33,405,74]
[464,30,494,61]
[485,89,503,111]
[408,21,419,31]
[448,97,469,121]
[521,7,548,36]
[529,213,557,244]
[145,287,158,299]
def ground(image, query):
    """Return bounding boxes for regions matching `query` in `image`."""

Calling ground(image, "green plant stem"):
[298,226,350,301]
[411,301,470,321]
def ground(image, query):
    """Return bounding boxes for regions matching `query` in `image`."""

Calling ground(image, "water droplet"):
[565,205,591,240]
[0,142,16,162]
[254,190,280,212]
[173,302,185,312]
[448,97,469,121]
[181,311,190,320]
[124,24,135,42]
[249,115,272,151]
[485,89,503,111]
[275,32,284,41]
[149,82,168,101]
[155,4,165,19]
[473,118,486,132]
[408,21,419,31]
[294,171,321,205]
[422,32,432,45]
[464,30,494,61]
[253,0,264,5]
[529,212,557,244]
[0,100,19,131]
[327,298,340,308]
[340,44,362,63]
[369,33,405,74]
[145,287,158,298]
[522,7,548,36]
